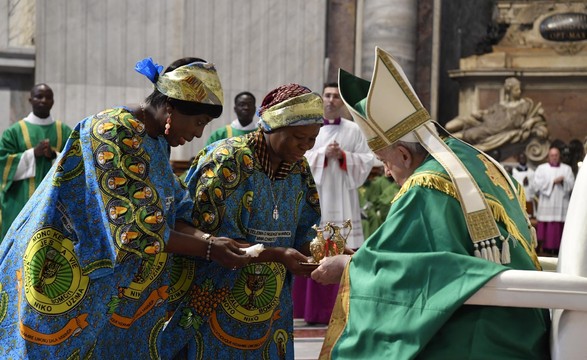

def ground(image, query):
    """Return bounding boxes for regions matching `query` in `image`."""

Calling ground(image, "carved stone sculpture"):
[446,77,549,161]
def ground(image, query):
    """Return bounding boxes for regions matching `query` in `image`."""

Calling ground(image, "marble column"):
[359,0,418,83]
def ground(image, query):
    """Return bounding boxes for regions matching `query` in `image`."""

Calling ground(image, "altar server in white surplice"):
[533,146,575,254]
[305,82,374,250]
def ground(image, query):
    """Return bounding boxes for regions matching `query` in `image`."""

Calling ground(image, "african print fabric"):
[0,108,192,359]
[161,130,321,360]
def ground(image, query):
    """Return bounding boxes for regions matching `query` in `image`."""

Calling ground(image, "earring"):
[165,115,172,135]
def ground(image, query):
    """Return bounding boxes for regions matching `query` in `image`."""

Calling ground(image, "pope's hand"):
[311,255,351,285]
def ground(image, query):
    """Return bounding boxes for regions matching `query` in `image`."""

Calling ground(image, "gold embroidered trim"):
[367,136,387,152]
[19,121,32,149]
[365,53,430,144]
[467,210,500,241]
[260,93,323,126]
[56,120,64,150]
[320,261,351,359]
[478,155,514,200]
[382,108,430,144]
[394,172,540,269]
[1,155,16,191]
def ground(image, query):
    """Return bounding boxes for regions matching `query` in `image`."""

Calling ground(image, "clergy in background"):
[532,146,575,254]
[0,84,72,241]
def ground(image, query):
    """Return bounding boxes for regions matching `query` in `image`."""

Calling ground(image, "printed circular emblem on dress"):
[194,205,218,228]
[106,199,132,225]
[211,186,225,201]
[222,263,285,323]
[117,223,143,246]
[214,145,233,162]
[95,119,117,139]
[23,228,89,315]
[118,128,142,153]
[307,189,320,206]
[100,169,128,195]
[168,257,196,303]
[124,156,149,179]
[127,118,146,134]
[240,153,255,173]
[138,206,165,231]
[129,182,154,207]
[94,143,118,170]
[219,161,239,187]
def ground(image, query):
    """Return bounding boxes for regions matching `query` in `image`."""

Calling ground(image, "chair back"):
[551,155,587,359]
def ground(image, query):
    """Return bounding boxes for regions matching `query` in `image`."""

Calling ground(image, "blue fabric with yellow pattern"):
[161,133,321,359]
[0,107,192,358]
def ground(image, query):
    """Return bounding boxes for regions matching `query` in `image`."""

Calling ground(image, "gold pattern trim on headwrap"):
[320,260,352,359]
[156,62,223,105]
[394,171,540,269]
[259,93,323,131]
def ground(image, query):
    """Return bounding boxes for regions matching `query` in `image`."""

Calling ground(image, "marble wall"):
[31,0,326,161]
[7,0,35,48]
[359,0,418,83]
[0,0,36,131]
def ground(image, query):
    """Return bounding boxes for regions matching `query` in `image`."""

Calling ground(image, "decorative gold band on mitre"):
[258,92,324,132]
[339,47,431,152]
[373,51,430,145]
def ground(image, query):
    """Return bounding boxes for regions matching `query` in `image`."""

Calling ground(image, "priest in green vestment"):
[312,47,550,359]
[0,84,72,240]
[205,91,258,145]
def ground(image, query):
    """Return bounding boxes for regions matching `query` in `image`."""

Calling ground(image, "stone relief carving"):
[446,77,550,161]
[495,1,587,50]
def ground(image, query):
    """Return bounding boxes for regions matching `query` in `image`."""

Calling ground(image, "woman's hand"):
[167,224,251,269]
[278,248,316,276]
[209,237,252,269]
[251,247,314,276]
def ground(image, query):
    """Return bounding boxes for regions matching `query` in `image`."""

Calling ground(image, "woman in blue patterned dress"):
[0,57,250,359]
[161,84,324,359]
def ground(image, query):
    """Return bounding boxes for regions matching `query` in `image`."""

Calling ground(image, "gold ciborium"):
[309,219,352,263]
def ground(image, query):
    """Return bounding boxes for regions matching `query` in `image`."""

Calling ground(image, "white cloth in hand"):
[244,244,265,257]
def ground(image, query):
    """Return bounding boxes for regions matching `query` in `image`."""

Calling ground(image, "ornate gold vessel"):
[309,219,352,263]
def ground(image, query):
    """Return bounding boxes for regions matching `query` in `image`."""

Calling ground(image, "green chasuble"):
[0,119,72,240]
[206,124,256,145]
[322,138,550,360]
